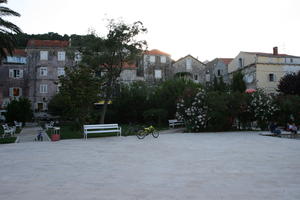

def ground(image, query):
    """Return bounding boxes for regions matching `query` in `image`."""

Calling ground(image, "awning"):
[94,100,112,105]
[245,88,256,93]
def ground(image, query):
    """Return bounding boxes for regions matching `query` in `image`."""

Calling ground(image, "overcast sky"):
[7,0,300,61]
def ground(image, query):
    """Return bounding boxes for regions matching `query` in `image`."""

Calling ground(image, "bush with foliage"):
[151,78,201,120]
[278,71,300,95]
[109,81,151,123]
[275,95,300,125]
[176,88,209,132]
[246,90,278,130]
[231,71,246,93]
[50,65,102,128]
[5,98,33,124]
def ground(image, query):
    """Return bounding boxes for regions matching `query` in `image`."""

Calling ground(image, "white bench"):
[83,124,122,139]
[45,121,54,130]
[168,119,184,128]
[1,124,16,138]
[14,121,22,129]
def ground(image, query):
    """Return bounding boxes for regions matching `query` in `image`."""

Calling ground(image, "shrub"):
[143,108,168,125]
[247,89,278,130]
[176,88,208,132]
[5,98,33,124]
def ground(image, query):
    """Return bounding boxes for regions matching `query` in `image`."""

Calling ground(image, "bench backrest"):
[2,124,9,130]
[84,124,120,133]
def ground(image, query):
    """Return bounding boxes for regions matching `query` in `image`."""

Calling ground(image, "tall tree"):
[231,71,246,93]
[277,71,300,95]
[55,65,102,128]
[82,20,147,123]
[0,0,22,60]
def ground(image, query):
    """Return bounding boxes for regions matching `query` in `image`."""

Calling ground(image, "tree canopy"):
[278,71,300,95]
[0,0,22,60]
[231,71,246,93]
[80,20,147,123]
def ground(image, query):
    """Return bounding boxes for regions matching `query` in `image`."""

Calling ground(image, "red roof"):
[27,40,69,48]
[4,49,26,57]
[219,58,233,65]
[145,49,170,56]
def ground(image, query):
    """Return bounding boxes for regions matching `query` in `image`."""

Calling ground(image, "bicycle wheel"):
[152,130,159,138]
[136,130,146,139]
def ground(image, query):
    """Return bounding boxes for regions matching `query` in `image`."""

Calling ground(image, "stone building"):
[228,47,300,94]
[0,49,28,108]
[118,63,144,84]
[172,55,206,84]
[137,49,172,83]
[205,58,233,85]
[26,40,74,112]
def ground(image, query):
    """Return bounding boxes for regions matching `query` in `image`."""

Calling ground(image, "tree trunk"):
[100,100,108,124]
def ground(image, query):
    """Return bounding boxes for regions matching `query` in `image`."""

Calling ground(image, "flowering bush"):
[176,88,208,132]
[247,89,278,130]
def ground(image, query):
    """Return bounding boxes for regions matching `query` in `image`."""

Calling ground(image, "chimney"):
[273,47,278,55]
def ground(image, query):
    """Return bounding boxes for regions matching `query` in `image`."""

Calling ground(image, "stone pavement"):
[1,131,299,200]
[17,126,50,143]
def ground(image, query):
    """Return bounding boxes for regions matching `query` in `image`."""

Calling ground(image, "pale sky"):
[6,0,300,61]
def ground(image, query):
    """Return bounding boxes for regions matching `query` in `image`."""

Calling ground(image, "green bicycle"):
[136,126,159,139]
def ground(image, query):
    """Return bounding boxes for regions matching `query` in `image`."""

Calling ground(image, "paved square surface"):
[0,132,300,200]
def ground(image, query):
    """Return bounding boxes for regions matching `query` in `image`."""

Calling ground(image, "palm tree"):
[0,0,21,61]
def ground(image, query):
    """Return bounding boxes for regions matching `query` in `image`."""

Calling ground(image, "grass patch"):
[0,137,17,144]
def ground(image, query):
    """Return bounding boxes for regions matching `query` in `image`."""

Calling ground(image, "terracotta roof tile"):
[145,49,170,56]
[219,58,233,65]
[27,40,69,48]
[5,49,26,57]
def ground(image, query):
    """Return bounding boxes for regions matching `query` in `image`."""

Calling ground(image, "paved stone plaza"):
[0,131,299,200]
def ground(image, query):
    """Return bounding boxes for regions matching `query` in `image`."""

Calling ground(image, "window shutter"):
[9,88,13,97]
[19,70,23,78]
[9,69,13,78]
[19,88,22,96]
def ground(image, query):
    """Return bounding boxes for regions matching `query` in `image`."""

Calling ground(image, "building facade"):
[228,47,300,93]
[137,49,172,83]
[172,55,206,84]
[25,40,74,112]
[205,58,232,85]
[0,49,28,108]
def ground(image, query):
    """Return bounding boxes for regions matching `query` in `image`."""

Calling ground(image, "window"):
[217,69,221,76]
[9,87,22,97]
[154,70,162,79]
[206,74,210,82]
[57,51,66,61]
[268,73,275,82]
[161,56,166,63]
[9,69,23,78]
[57,67,65,76]
[74,51,82,62]
[238,58,243,68]
[194,74,198,80]
[40,51,48,60]
[40,84,48,93]
[149,55,155,63]
[290,58,293,63]
[40,67,48,76]
[186,58,192,70]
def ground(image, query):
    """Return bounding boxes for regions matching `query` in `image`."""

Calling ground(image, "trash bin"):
[51,127,60,141]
